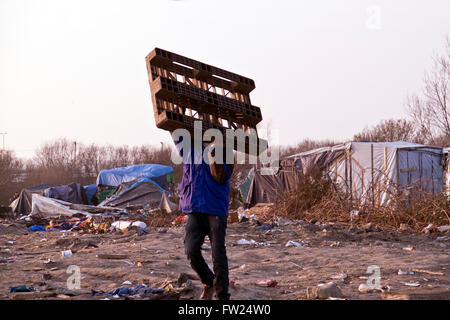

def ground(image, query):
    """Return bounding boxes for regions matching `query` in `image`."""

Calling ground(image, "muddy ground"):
[0,217,449,300]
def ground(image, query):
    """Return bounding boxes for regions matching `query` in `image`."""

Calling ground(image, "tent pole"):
[371,144,374,207]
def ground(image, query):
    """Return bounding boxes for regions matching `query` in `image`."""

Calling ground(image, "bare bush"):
[353,118,419,143]
[273,172,450,232]
[407,36,450,146]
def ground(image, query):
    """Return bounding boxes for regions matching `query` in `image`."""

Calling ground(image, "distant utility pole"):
[0,132,7,150]
[73,141,77,165]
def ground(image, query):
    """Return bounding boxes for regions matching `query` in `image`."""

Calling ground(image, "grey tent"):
[98,178,174,210]
[44,182,88,205]
[241,168,301,207]
[10,184,54,215]
[285,141,446,206]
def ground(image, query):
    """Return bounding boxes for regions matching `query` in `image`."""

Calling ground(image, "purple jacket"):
[175,138,231,217]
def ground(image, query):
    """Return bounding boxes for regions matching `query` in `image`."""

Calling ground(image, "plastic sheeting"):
[98,178,169,208]
[30,194,89,218]
[244,169,301,206]
[30,194,127,218]
[45,183,88,205]
[11,184,54,215]
[96,164,173,187]
[84,184,98,205]
[286,141,445,206]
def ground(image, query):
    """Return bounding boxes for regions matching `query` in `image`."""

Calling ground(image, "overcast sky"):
[1,0,449,158]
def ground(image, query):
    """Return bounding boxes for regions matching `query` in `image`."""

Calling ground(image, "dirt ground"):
[0,215,449,300]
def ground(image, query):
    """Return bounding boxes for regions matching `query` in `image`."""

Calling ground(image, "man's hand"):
[208,147,234,184]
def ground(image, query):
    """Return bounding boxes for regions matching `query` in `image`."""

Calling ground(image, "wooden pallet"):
[146,48,267,154]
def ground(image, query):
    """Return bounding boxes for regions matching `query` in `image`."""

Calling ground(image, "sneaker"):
[199,284,214,300]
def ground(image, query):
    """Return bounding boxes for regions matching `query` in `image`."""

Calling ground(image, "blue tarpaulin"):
[84,184,98,205]
[96,164,173,187]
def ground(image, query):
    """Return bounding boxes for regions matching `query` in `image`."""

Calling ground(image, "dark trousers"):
[184,213,230,300]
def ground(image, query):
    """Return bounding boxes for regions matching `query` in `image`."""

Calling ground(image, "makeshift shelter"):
[30,194,127,218]
[44,182,88,205]
[285,141,446,206]
[98,178,174,210]
[10,184,54,215]
[445,147,450,197]
[239,168,255,203]
[240,168,301,207]
[84,184,98,205]
[96,164,174,189]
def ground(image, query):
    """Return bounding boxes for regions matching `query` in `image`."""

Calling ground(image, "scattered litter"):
[412,269,444,276]
[110,221,131,231]
[61,250,72,258]
[172,215,186,226]
[404,282,420,287]
[285,240,308,248]
[422,224,434,234]
[330,241,340,247]
[9,285,32,293]
[157,227,168,233]
[358,284,390,293]
[275,219,292,227]
[402,246,415,251]
[122,260,135,266]
[162,274,194,293]
[92,285,165,297]
[437,225,450,233]
[28,225,46,232]
[122,281,132,285]
[398,269,414,275]
[257,279,277,287]
[255,225,271,231]
[436,236,450,241]
[236,238,268,246]
[330,273,348,280]
[350,210,359,220]
[306,282,343,299]
[238,211,249,222]
[132,221,147,229]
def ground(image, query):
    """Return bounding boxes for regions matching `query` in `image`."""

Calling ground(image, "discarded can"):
[257,279,277,287]
[61,250,72,258]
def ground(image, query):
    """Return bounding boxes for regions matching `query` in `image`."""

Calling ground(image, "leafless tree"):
[0,150,23,204]
[353,118,418,143]
[407,36,450,146]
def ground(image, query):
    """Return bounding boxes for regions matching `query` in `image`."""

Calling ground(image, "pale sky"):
[1,0,449,158]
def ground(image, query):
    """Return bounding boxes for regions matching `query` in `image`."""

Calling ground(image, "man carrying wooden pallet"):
[173,132,234,300]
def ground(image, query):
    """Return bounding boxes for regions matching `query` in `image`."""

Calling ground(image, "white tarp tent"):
[285,141,446,206]
[30,194,127,218]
